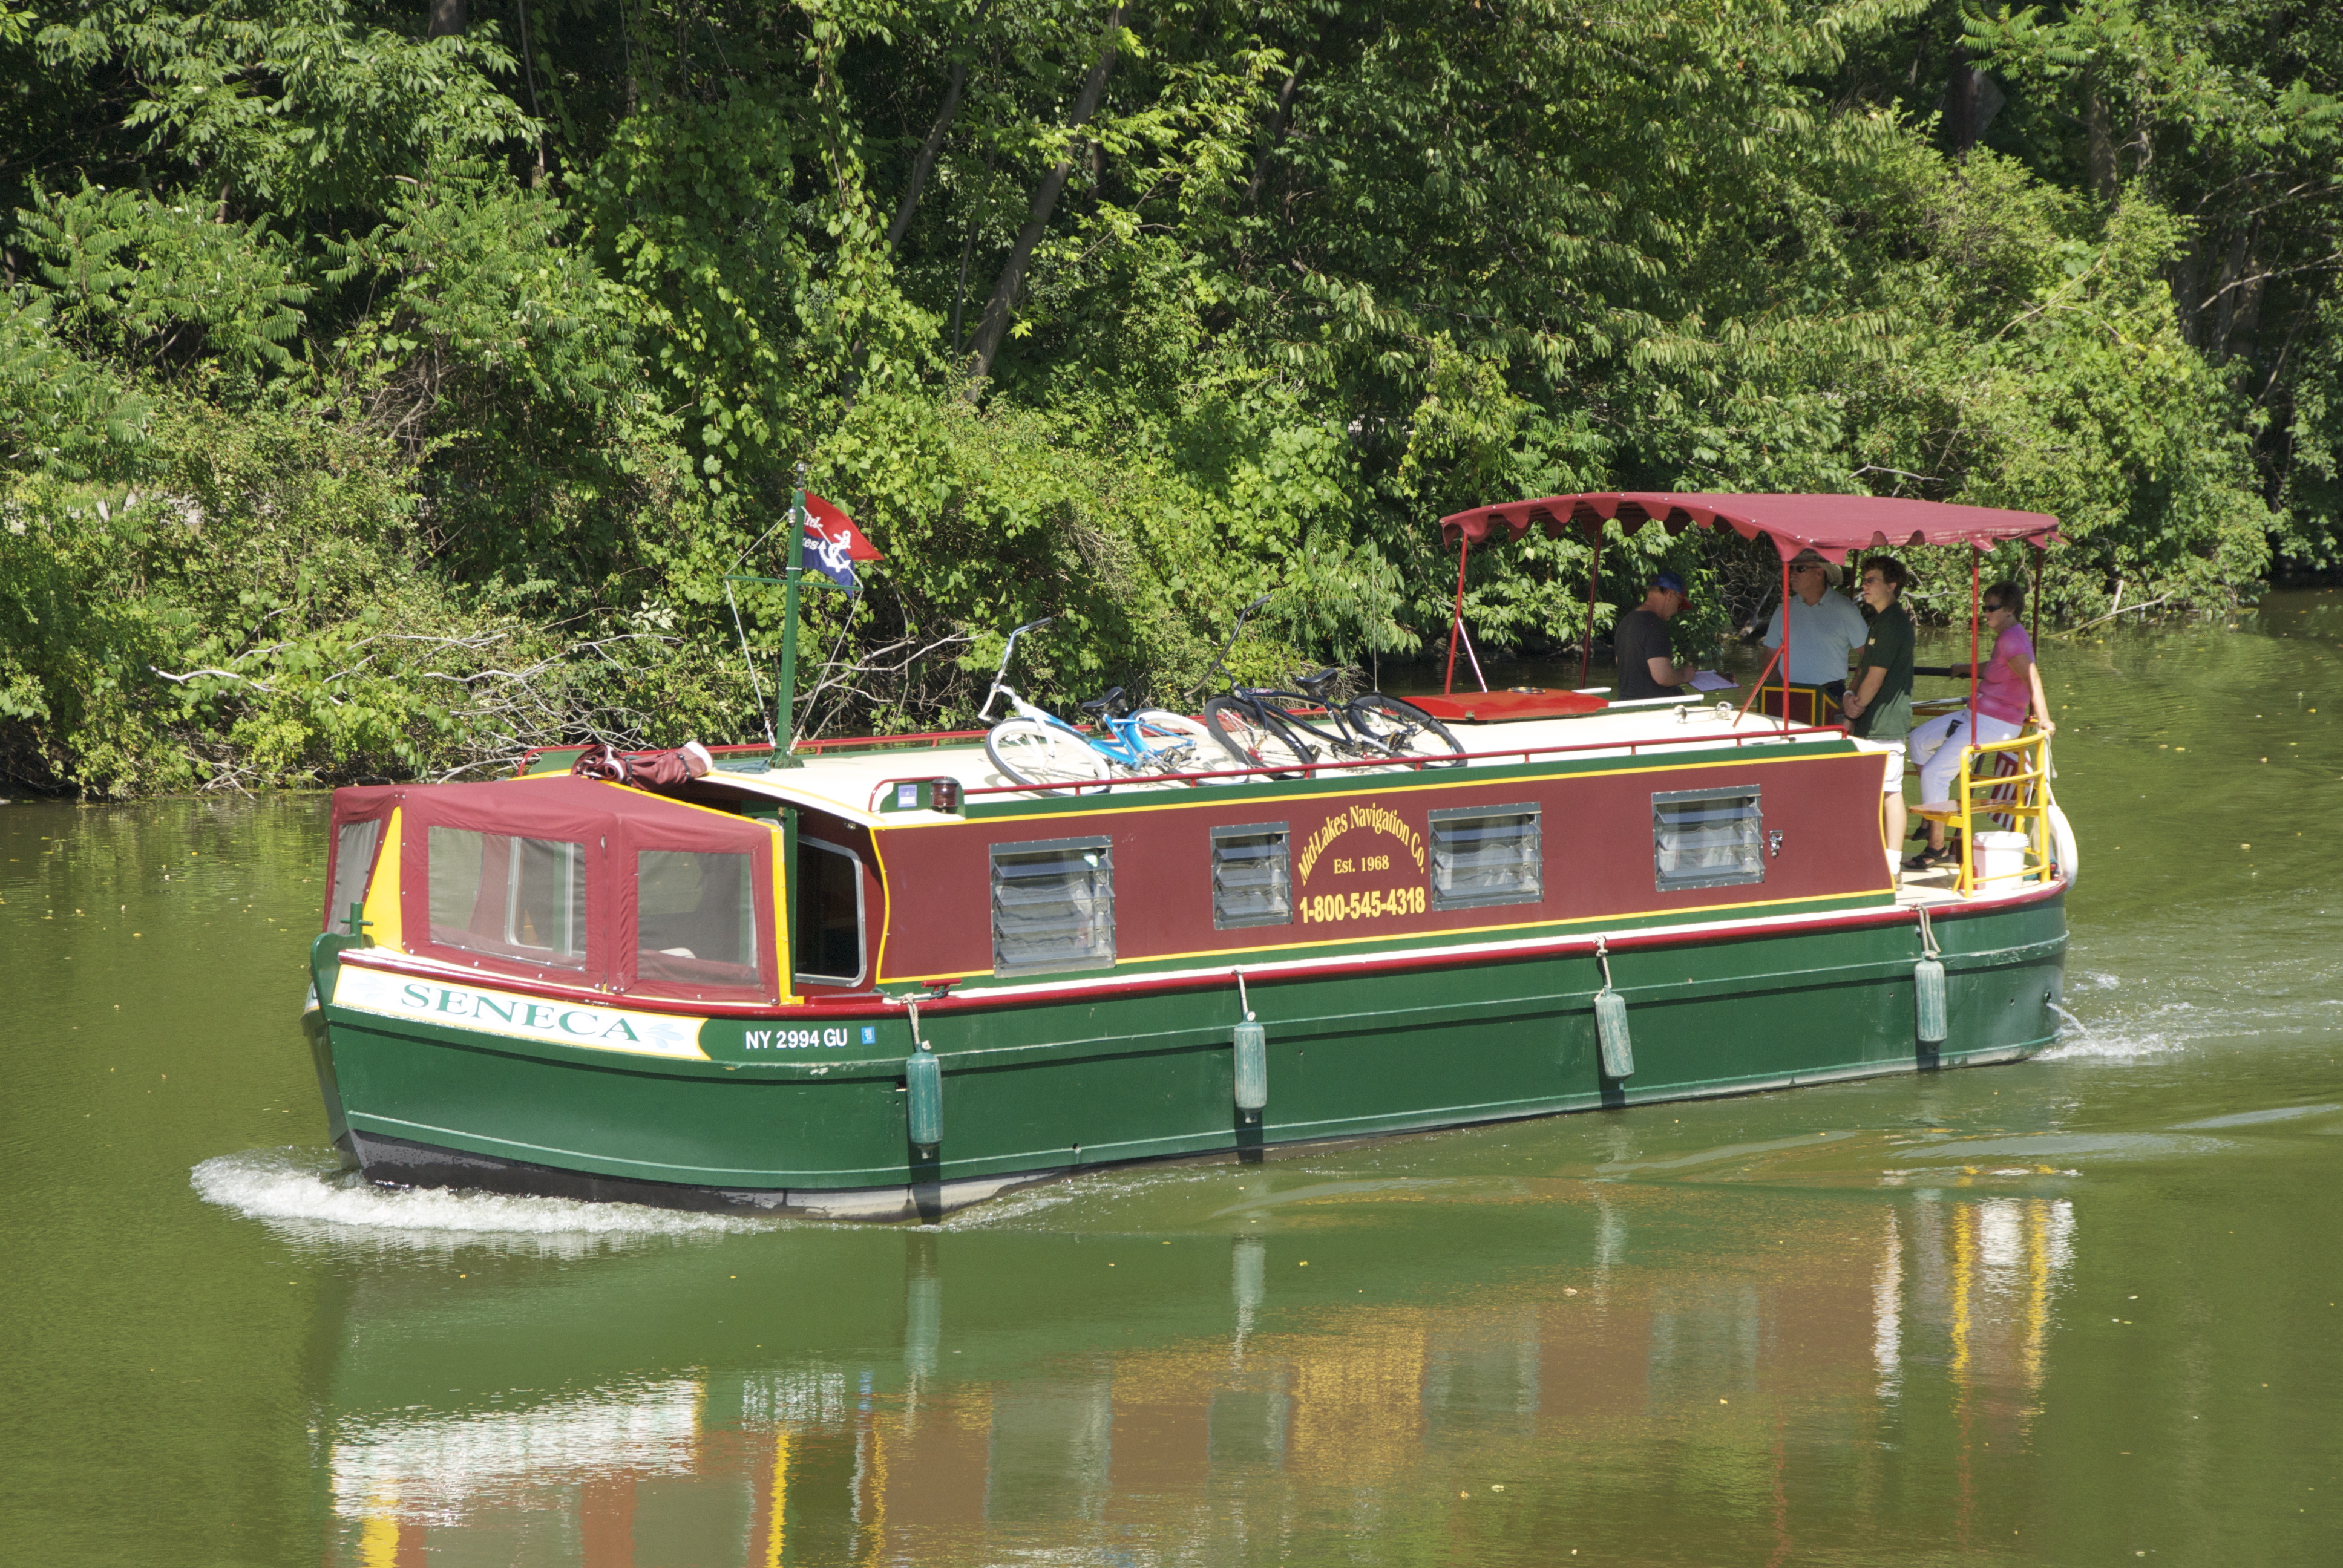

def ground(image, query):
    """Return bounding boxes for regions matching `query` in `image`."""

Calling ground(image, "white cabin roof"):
[684,694,1874,826]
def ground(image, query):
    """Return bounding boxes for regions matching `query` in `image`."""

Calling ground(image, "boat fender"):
[1914,907,1948,1046]
[2048,800,2079,886]
[1594,938,1634,1080]
[1232,969,1267,1116]
[906,1047,943,1150]
[903,996,943,1149]
[1233,1022,1268,1116]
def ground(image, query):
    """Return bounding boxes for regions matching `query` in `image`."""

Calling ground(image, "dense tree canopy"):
[2,0,2337,793]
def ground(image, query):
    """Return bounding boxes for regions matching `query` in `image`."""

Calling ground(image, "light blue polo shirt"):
[1763,590,1869,684]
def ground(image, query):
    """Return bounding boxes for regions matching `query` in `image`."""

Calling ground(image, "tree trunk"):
[890,62,971,255]
[1245,62,1305,207]
[2085,79,2117,200]
[964,5,1124,390]
[427,0,465,39]
[888,2,995,256]
[1944,46,1977,155]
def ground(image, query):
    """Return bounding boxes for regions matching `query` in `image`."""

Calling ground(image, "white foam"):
[2037,1032,2189,1062]
[192,1148,769,1255]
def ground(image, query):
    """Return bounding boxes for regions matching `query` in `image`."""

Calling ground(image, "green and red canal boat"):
[302,494,2075,1218]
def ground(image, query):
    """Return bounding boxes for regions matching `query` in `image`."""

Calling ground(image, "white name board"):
[333,966,708,1061]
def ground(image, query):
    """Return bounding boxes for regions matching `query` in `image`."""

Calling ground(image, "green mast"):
[768,471,810,768]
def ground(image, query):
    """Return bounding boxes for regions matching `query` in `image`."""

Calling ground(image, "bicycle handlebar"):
[1200,593,1276,692]
[980,615,1058,722]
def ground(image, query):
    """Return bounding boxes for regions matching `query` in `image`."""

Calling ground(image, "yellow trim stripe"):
[882,886,1885,985]
[772,820,802,1007]
[361,807,404,952]
[871,827,897,982]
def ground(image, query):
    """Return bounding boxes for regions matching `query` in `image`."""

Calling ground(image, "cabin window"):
[991,837,1115,975]
[1212,824,1292,929]
[793,838,867,987]
[1429,805,1542,910]
[326,819,382,935]
[427,828,588,967]
[1652,787,1765,890]
[635,850,760,987]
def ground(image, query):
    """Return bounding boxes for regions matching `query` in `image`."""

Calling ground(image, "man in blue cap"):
[1614,572,1697,700]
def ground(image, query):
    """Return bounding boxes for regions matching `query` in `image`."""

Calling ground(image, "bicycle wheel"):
[986,719,1113,793]
[1346,693,1467,767]
[1125,710,1215,777]
[1204,698,1315,777]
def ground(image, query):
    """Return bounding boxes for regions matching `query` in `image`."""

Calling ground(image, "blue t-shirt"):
[1763,590,1869,684]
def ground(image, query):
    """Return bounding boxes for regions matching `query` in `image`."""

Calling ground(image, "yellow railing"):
[1947,728,2056,895]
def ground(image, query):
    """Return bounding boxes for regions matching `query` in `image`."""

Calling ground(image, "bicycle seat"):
[1293,667,1342,696]
[1078,686,1129,716]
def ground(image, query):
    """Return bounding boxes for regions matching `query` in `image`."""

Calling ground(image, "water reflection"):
[326,1189,2079,1566]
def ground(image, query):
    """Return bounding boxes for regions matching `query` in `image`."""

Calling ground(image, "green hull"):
[312,893,2065,1215]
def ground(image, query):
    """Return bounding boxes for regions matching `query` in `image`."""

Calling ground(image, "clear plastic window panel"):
[1429,808,1542,910]
[636,849,759,986]
[991,841,1115,975]
[793,840,865,985]
[1652,788,1765,890]
[427,828,588,966]
[326,819,381,935]
[1212,827,1291,929]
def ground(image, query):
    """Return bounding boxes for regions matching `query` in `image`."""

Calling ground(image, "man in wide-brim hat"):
[1762,549,1868,708]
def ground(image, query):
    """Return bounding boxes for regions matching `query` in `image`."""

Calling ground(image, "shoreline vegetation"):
[4,1,2338,799]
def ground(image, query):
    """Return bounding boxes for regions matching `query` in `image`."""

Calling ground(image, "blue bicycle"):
[978,618,1214,792]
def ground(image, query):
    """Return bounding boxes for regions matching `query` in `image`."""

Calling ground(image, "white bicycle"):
[979,618,1213,792]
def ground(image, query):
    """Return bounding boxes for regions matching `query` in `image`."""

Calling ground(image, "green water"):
[6,595,2341,1567]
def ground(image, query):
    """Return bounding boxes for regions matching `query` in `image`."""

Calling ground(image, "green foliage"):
[2,0,2337,793]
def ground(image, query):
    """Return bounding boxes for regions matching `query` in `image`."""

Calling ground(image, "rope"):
[1916,905,1940,961]
[1596,935,1617,991]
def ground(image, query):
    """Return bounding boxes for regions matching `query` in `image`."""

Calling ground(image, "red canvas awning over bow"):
[1438,492,2060,563]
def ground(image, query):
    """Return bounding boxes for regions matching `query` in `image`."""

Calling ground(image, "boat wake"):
[191,1148,771,1255]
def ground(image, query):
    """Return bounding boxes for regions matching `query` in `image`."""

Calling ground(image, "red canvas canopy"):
[327,775,782,1004]
[1428,491,2061,719]
[1438,492,2060,561]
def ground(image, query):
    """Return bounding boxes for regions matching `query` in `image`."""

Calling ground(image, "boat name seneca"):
[1297,802,1425,883]
[332,965,709,1060]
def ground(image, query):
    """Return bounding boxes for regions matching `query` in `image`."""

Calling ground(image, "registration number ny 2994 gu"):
[744,1025,875,1050]
[1299,885,1427,923]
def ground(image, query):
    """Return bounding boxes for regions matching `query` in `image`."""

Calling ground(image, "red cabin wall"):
[872,750,1889,984]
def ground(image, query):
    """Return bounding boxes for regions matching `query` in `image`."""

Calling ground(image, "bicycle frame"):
[981,616,1198,772]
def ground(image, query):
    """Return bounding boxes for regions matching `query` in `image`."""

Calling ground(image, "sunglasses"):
[1983,601,2008,612]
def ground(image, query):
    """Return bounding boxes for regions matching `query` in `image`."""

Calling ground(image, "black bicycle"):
[1198,595,1466,776]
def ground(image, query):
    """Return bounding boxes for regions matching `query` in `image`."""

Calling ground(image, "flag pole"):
[771,467,809,767]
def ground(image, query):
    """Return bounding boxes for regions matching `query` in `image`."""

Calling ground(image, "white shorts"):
[1879,742,1907,794]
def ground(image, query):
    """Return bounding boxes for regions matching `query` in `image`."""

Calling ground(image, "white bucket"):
[1973,830,2031,886]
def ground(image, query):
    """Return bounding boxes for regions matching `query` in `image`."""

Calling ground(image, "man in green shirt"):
[1841,556,1915,879]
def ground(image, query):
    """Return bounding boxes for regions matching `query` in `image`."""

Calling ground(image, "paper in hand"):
[1687,670,1737,692]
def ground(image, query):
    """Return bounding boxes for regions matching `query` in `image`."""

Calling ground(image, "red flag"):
[805,495,883,561]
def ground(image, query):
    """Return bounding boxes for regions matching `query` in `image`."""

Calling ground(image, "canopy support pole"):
[1778,555,1792,733]
[1968,554,1982,740]
[1736,644,1782,726]
[2030,547,2043,645]
[1443,535,1471,696]
[1457,619,1489,692]
[1578,523,1602,688]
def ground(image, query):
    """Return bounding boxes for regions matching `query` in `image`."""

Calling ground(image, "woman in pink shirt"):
[1905,579,2058,870]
